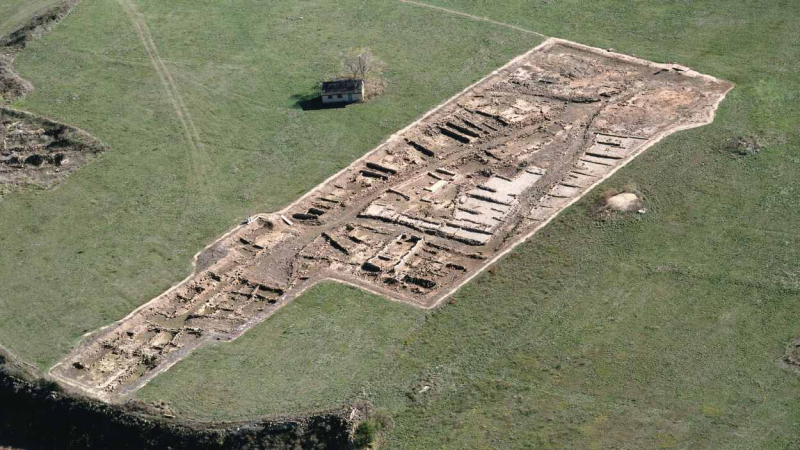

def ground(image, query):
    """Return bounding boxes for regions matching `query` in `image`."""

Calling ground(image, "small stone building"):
[321,79,365,104]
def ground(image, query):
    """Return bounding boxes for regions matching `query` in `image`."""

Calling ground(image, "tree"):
[342,48,376,80]
[338,47,386,99]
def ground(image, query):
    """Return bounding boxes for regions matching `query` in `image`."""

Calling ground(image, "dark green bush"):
[354,420,378,448]
[354,412,391,449]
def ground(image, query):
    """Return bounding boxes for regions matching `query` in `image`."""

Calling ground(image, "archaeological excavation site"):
[0,108,104,192]
[50,39,732,401]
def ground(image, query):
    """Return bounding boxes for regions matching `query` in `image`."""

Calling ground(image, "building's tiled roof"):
[321,79,364,95]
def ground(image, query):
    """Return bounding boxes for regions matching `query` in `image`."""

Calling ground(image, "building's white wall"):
[321,92,361,103]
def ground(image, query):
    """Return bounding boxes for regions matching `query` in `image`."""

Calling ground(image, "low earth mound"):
[606,192,643,212]
[783,339,800,371]
[724,135,763,157]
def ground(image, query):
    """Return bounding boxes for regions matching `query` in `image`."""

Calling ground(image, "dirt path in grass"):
[117,0,210,190]
[398,0,547,38]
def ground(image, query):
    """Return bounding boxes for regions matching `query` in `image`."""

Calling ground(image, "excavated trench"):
[0,108,104,191]
[49,39,733,401]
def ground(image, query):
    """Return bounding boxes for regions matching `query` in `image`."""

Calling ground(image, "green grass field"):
[138,282,426,419]
[0,0,536,368]
[0,0,62,36]
[3,0,800,448]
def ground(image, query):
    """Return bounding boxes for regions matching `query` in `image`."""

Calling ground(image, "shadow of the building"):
[293,96,348,111]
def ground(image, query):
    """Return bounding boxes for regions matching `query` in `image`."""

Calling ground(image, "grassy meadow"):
[0,0,62,36]
[138,282,427,419]
[0,0,537,368]
[2,0,800,448]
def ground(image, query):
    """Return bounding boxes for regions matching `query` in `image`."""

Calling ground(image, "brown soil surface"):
[1,108,104,192]
[50,39,732,401]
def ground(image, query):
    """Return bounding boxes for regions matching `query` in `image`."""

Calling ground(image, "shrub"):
[34,378,62,393]
[354,420,378,448]
[354,411,393,449]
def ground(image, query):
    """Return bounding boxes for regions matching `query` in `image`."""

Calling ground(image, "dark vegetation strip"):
[0,351,353,450]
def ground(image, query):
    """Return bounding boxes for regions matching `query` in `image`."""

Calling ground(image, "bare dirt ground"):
[783,338,800,373]
[0,0,104,195]
[0,107,103,192]
[50,39,732,401]
[606,192,642,212]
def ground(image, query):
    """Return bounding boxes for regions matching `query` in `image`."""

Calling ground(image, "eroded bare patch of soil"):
[1,108,103,192]
[782,338,800,372]
[51,39,732,401]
